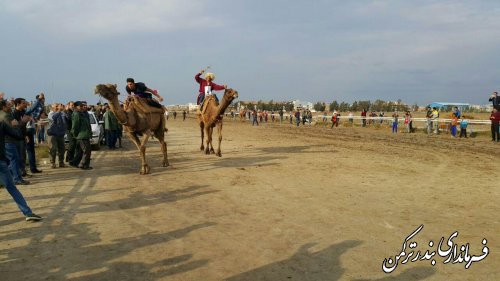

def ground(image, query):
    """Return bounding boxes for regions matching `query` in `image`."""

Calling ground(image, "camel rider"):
[195,70,227,105]
[125,78,164,109]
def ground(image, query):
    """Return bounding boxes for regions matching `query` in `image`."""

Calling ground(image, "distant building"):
[292,100,313,111]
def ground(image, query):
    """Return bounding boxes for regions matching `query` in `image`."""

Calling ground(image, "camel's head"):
[223,88,239,103]
[94,84,120,101]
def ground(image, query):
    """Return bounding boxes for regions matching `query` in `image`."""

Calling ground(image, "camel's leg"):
[216,121,223,157]
[204,126,211,155]
[208,126,215,154]
[199,121,205,151]
[126,132,148,174]
[138,133,151,174]
[155,129,169,167]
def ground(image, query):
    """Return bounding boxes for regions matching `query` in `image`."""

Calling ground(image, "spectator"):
[379,112,385,124]
[252,109,258,126]
[64,102,76,163]
[182,110,187,121]
[453,106,461,118]
[349,112,354,124]
[392,111,399,133]
[0,119,42,221]
[165,110,169,120]
[47,103,67,168]
[25,113,42,173]
[331,112,339,128]
[12,98,30,176]
[431,107,440,134]
[0,99,30,185]
[70,102,93,170]
[25,93,45,121]
[489,106,500,142]
[295,110,301,127]
[104,106,119,149]
[489,92,500,108]
[404,111,412,133]
[425,106,433,134]
[361,109,367,127]
[450,113,458,138]
[173,111,177,119]
[459,116,468,138]
[37,112,48,144]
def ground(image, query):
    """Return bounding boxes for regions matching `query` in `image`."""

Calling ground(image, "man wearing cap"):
[195,69,227,105]
[125,78,164,109]
[70,101,93,170]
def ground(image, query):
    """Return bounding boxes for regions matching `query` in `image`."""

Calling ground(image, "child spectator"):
[459,116,468,138]
[450,113,458,138]
[392,111,399,133]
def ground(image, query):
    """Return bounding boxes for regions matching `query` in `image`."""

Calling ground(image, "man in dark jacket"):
[64,102,76,163]
[0,100,42,221]
[489,92,500,108]
[490,106,500,142]
[69,101,93,170]
[0,100,30,185]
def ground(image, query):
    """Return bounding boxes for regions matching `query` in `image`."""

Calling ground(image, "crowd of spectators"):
[0,92,127,222]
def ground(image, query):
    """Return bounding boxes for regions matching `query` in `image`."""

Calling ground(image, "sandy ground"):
[1,116,499,281]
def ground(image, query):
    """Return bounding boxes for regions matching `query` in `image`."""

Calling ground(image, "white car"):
[65,111,105,150]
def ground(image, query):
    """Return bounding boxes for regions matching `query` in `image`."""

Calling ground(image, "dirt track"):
[1,116,499,280]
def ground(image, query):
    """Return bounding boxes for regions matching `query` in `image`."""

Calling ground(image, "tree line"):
[314,99,414,113]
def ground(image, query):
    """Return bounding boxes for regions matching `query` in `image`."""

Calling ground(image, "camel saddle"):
[126,96,164,114]
[198,95,218,115]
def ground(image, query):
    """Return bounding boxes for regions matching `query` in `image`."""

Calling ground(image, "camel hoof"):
[216,152,222,157]
[162,161,169,167]
[200,146,204,151]
[210,149,215,154]
[205,149,210,155]
[140,165,150,175]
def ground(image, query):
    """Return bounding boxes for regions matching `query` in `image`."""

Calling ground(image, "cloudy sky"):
[1,0,499,105]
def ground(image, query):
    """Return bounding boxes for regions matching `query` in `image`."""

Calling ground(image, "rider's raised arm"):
[195,73,204,84]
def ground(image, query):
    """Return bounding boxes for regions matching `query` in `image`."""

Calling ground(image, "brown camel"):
[239,109,248,121]
[94,84,169,175]
[197,89,239,157]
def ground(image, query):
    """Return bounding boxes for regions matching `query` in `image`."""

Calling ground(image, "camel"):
[94,84,169,175]
[197,89,239,157]
[239,109,248,121]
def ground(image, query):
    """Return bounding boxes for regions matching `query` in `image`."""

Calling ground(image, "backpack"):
[47,113,66,136]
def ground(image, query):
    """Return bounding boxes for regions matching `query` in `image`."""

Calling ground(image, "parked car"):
[65,111,104,150]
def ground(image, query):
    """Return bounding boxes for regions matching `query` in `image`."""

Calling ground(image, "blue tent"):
[428,102,470,111]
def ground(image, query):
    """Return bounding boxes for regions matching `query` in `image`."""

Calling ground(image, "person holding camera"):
[489,92,500,107]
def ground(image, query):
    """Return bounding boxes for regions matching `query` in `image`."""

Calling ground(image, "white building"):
[292,100,313,111]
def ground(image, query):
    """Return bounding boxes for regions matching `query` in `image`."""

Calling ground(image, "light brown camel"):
[197,89,239,157]
[239,109,248,121]
[94,84,169,175]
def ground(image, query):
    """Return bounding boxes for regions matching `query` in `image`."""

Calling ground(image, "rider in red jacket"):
[195,70,227,105]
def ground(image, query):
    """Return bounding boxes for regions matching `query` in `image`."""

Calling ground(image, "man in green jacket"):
[69,101,93,170]
[103,105,119,149]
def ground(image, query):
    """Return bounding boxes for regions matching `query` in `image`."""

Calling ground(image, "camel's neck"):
[215,95,232,117]
[107,97,130,125]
